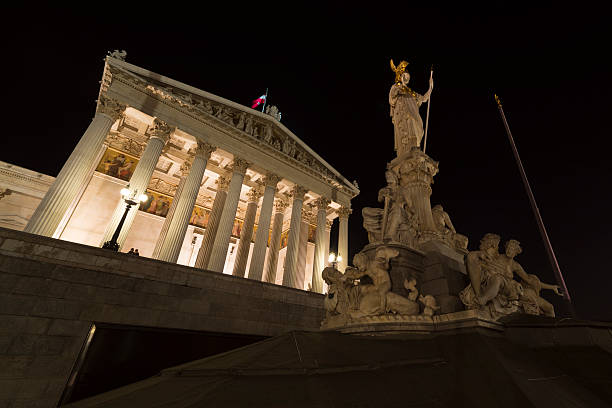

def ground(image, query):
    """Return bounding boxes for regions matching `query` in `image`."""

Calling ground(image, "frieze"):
[105,132,146,157]
[148,177,178,196]
[109,64,357,197]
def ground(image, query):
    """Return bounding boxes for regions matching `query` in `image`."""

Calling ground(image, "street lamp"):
[102,187,148,251]
[328,253,342,270]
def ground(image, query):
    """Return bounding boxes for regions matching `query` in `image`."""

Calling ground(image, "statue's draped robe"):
[389,84,426,155]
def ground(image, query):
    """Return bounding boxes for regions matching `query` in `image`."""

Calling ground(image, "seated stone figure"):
[431,204,468,250]
[459,234,524,318]
[362,170,418,246]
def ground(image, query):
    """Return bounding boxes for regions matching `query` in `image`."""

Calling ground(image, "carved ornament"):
[215,175,230,192]
[230,157,250,175]
[263,172,282,188]
[290,185,308,201]
[97,95,126,122]
[148,118,173,143]
[274,198,289,213]
[194,141,216,160]
[337,206,352,218]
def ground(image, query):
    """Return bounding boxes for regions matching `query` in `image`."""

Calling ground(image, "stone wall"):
[0,227,325,408]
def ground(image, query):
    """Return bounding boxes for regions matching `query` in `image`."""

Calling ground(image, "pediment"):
[105,57,359,200]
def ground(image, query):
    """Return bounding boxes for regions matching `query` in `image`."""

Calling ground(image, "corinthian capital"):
[263,172,282,188]
[314,196,331,210]
[216,175,230,192]
[194,141,216,160]
[149,118,174,143]
[97,95,126,121]
[230,157,250,175]
[274,198,289,213]
[290,185,308,201]
[337,206,352,218]
[246,187,263,203]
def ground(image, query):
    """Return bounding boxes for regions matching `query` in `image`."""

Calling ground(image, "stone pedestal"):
[360,240,468,315]
[388,148,439,243]
[420,239,469,314]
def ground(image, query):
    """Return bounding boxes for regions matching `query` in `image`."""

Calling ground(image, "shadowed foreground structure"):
[67,316,612,407]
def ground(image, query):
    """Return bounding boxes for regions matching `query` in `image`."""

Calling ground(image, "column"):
[264,198,288,283]
[324,219,332,266]
[282,185,308,288]
[194,175,230,269]
[152,160,191,259]
[232,186,262,277]
[295,208,312,290]
[100,118,172,249]
[25,95,125,237]
[207,158,250,273]
[55,141,108,239]
[247,173,281,281]
[310,197,330,293]
[156,141,215,263]
[337,206,351,272]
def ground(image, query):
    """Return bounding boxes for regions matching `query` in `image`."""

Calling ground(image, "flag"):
[251,94,266,109]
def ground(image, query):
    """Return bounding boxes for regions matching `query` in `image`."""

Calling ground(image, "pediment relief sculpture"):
[108,64,356,196]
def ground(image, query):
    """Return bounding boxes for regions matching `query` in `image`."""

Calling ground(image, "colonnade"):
[24,97,352,292]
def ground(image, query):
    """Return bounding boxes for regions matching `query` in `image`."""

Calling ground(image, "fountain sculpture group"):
[321,60,562,329]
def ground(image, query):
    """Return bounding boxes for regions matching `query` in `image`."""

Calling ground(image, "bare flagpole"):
[495,94,575,317]
[423,65,433,154]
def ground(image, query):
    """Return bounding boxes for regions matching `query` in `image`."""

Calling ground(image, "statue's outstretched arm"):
[540,281,562,295]
[512,262,530,281]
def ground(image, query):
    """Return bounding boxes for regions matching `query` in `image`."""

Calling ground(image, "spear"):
[423,66,433,154]
[495,94,575,317]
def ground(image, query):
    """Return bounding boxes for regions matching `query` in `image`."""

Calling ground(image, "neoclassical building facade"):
[1,54,358,292]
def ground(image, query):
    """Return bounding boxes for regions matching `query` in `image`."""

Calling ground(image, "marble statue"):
[431,204,468,249]
[419,295,440,316]
[362,170,418,246]
[265,105,282,121]
[236,112,246,130]
[389,60,433,155]
[109,50,127,60]
[321,247,420,328]
[459,236,558,319]
[244,116,253,135]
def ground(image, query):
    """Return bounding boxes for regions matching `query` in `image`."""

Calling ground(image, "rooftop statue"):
[389,60,433,155]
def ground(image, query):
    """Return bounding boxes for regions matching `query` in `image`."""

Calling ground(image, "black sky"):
[2,5,610,320]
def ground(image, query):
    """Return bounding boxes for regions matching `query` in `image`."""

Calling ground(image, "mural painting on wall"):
[189,206,210,229]
[280,230,289,249]
[140,190,172,217]
[96,147,139,181]
[308,224,316,243]
[232,219,243,238]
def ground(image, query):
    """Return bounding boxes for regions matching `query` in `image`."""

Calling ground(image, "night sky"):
[2,6,610,320]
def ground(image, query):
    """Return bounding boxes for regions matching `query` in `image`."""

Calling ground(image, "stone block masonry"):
[0,227,325,408]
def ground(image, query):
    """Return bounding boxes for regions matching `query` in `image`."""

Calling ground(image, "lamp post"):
[328,253,342,270]
[102,187,148,251]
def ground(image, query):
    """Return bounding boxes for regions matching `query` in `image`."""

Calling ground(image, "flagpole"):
[495,94,575,318]
[262,88,268,112]
[423,66,433,154]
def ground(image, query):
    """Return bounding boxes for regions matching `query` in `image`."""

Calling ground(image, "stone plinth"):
[420,239,469,314]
